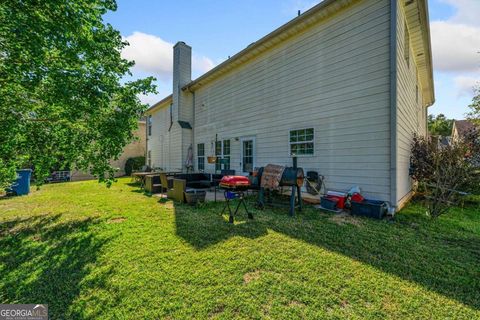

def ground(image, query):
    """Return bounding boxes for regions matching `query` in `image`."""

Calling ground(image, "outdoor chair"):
[159,173,174,194]
[144,174,161,193]
[167,179,187,202]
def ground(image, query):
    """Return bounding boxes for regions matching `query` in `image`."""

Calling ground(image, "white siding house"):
[145,0,434,210]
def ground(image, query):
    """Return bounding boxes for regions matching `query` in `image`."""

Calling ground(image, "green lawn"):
[0,178,479,319]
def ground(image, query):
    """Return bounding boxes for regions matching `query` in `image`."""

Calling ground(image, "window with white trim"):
[215,140,231,171]
[197,143,205,171]
[290,128,314,156]
[147,115,152,136]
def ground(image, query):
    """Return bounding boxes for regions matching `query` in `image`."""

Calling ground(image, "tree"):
[0,0,156,188]
[410,132,480,218]
[428,114,453,136]
[466,86,480,126]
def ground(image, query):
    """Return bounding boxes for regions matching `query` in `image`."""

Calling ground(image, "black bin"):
[320,196,338,211]
[351,200,387,219]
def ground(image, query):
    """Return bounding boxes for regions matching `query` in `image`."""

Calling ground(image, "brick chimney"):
[172,41,192,121]
[172,41,193,172]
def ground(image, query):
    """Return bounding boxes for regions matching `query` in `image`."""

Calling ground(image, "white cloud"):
[192,56,215,74]
[454,76,479,97]
[430,21,480,73]
[138,93,163,106]
[122,32,217,106]
[122,32,173,80]
[429,0,480,104]
[121,31,216,80]
[439,0,480,27]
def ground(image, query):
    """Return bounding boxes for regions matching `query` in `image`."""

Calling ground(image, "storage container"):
[184,189,206,205]
[351,200,387,219]
[320,196,339,211]
[8,169,32,196]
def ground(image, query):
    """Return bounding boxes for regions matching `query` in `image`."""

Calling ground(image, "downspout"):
[192,90,196,170]
[389,0,398,210]
[143,115,148,165]
[145,118,148,166]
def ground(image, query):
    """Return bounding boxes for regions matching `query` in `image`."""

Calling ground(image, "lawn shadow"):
[0,214,114,319]
[126,182,141,188]
[174,199,268,249]
[174,198,480,310]
[130,189,153,197]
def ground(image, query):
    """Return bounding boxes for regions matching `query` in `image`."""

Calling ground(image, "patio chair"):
[145,174,162,193]
[159,173,174,194]
[167,179,187,202]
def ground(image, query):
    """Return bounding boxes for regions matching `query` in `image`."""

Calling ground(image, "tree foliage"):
[466,86,480,126]
[410,133,480,218]
[124,156,146,176]
[427,114,453,137]
[0,0,156,188]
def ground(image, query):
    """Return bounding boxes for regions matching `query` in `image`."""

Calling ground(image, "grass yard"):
[0,178,479,319]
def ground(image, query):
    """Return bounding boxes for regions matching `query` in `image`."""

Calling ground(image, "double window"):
[290,128,314,156]
[147,115,152,136]
[197,143,205,171]
[215,140,231,171]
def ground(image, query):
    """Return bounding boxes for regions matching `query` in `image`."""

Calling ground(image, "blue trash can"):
[9,169,32,196]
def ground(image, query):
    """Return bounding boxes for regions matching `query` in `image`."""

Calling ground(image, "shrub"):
[125,156,146,176]
[410,131,480,218]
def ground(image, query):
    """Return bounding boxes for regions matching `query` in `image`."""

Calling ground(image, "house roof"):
[146,94,172,114]
[147,0,435,112]
[454,120,478,138]
[403,0,435,106]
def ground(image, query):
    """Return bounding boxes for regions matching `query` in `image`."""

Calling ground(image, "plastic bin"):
[9,169,32,196]
[320,196,339,211]
[184,189,206,205]
[351,199,387,219]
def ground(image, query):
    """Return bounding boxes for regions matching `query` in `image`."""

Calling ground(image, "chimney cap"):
[174,41,191,49]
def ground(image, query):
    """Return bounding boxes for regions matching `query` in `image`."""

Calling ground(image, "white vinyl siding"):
[395,1,427,203]
[147,103,183,172]
[193,0,392,201]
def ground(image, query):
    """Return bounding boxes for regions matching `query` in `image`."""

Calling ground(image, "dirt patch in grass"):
[288,300,306,308]
[208,304,225,319]
[107,217,126,224]
[329,213,362,226]
[243,270,261,284]
[340,300,350,309]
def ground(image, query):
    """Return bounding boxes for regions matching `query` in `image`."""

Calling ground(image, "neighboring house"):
[71,121,146,181]
[438,136,451,148]
[451,120,477,143]
[146,0,434,210]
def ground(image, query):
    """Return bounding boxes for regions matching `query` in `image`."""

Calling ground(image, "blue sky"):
[105,0,480,119]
